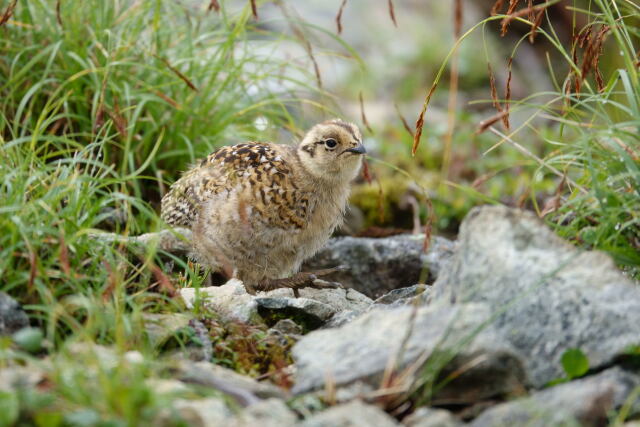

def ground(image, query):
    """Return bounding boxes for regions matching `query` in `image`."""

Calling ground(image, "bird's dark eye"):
[325,139,338,148]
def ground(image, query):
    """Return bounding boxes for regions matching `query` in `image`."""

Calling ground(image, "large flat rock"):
[432,206,640,387]
[292,302,525,402]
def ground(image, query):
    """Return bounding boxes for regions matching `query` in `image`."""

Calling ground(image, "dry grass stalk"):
[503,57,513,129]
[486,61,511,131]
[56,0,63,27]
[0,0,17,26]
[154,55,198,92]
[475,110,510,135]
[361,159,373,184]
[58,231,71,276]
[412,83,437,156]
[359,91,373,133]
[529,6,545,42]
[152,90,180,109]
[471,170,499,188]
[107,97,128,140]
[501,0,521,35]
[101,260,117,302]
[570,24,610,94]
[490,0,507,15]
[336,0,348,34]
[488,64,502,113]
[495,0,551,38]
[388,0,397,27]
[394,103,414,138]
[540,174,566,217]
[150,263,178,297]
[250,0,258,19]
[323,372,337,406]
[208,0,220,12]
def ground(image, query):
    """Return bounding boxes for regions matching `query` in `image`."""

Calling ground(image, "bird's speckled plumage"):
[161,119,365,291]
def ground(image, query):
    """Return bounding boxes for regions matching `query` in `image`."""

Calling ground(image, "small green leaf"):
[561,348,589,379]
[12,327,44,353]
[0,391,19,426]
[34,412,63,427]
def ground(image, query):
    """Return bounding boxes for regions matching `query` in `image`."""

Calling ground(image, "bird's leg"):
[256,266,348,297]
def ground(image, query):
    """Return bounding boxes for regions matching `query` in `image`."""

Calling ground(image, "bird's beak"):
[343,144,367,155]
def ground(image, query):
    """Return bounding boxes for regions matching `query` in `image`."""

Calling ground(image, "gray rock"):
[177,361,287,406]
[271,319,304,336]
[323,310,363,328]
[181,280,372,328]
[292,302,526,402]
[232,398,298,427]
[375,285,428,305]
[403,407,462,427]
[304,235,456,298]
[143,313,192,347]
[0,292,29,336]
[257,287,373,330]
[164,397,232,427]
[268,319,303,346]
[143,313,212,361]
[433,205,640,387]
[257,297,335,330]
[471,367,640,427]
[300,400,400,427]
[180,279,259,323]
[0,365,46,392]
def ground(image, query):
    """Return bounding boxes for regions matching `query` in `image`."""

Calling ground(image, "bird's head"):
[297,119,366,182]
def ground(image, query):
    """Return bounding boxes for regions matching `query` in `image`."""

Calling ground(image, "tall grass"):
[0,0,333,422]
[0,0,328,346]
[413,0,639,276]
[539,0,640,276]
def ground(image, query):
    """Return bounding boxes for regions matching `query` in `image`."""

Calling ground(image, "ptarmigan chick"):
[161,119,366,295]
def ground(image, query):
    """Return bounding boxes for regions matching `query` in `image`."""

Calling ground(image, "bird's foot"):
[256,266,347,297]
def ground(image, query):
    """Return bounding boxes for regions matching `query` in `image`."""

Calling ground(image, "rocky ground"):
[2,205,640,425]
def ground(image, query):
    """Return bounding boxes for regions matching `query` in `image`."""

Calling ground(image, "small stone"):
[300,400,399,427]
[12,327,43,353]
[374,285,427,305]
[271,319,303,335]
[177,360,286,406]
[169,398,232,427]
[180,279,259,323]
[0,292,29,336]
[0,365,46,392]
[143,313,192,347]
[231,398,298,427]
[402,407,462,427]
[145,379,190,395]
[471,367,640,427]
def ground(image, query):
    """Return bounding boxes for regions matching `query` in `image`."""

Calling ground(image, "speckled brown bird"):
[161,119,366,295]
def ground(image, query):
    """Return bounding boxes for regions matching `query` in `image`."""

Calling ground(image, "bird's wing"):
[161,143,308,230]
